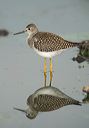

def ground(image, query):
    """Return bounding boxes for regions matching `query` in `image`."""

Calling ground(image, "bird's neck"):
[27,31,38,40]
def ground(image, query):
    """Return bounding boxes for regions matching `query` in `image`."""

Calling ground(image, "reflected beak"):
[13,107,26,114]
[13,30,26,35]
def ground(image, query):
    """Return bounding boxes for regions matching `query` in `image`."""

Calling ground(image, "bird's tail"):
[64,39,85,48]
[73,100,82,106]
[65,40,80,47]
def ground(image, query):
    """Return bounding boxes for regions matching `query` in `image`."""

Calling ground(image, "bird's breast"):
[33,47,65,58]
[27,37,34,48]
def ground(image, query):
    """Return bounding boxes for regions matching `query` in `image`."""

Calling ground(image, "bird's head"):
[26,23,38,36]
[14,107,38,119]
[13,23,38,37]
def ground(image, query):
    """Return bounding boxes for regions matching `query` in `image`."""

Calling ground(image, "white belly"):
[33,48,65,58]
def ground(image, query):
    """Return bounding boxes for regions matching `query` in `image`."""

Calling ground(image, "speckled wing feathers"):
[33,94,80,112]
[33,32,79,52]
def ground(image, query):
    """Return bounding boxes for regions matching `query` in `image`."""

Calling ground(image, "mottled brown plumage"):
[14,23,80,53]
[29,32,79,52]
[30,94,80,112]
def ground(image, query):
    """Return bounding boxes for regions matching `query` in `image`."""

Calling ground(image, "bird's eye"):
[28,28,30,30]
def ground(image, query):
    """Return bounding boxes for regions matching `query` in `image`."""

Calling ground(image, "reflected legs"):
[44,58,47,86]
[49,58,53,86]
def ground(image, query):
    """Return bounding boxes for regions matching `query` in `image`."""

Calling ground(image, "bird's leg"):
[44,58,47,87]
[49,58,53,86]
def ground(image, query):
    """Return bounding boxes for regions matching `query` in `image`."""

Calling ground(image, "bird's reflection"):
[72,40,89,63]
[14,85,81,119]
[82,86,89,104]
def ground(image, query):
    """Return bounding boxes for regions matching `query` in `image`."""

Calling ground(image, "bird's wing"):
[33,94,80,112]
[33,32,78,52]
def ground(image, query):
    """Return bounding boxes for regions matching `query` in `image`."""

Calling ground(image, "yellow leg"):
[44,58,47,87]
[49,58,52,86]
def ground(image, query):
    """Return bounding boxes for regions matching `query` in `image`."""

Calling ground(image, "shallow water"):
[0,0,89,128]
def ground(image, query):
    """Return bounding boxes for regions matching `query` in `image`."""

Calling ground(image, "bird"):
[13,23,81,86]
[14,86,81,119]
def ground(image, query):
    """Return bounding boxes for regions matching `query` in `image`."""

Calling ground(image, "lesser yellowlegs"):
[14,86,81,119]
[14,23,80,86]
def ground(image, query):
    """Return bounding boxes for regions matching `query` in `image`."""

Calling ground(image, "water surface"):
[0,0,89,128]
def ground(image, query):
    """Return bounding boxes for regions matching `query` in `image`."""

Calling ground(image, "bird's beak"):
[13,107,26,114]
[13,30,26,35]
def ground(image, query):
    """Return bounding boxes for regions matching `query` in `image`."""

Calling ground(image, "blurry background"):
[0,0,89,128]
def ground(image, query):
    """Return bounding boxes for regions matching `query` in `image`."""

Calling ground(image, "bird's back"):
[33,94,81,112]
[32,32,79,52]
